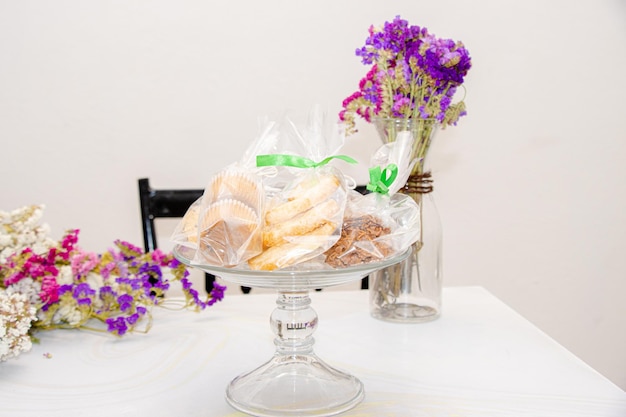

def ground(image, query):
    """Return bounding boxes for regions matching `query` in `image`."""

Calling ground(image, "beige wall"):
[1,0,624,389]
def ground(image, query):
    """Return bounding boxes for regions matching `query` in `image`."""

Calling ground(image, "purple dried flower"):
[106,317,128,336]
[117,294,134,312]
[391,96,412,117]
[340,16,472,134]
[126,313,140,325]
[58,284,73,295]
[73,282,95,306]
[99,286,116,305]
[208,283,227,306]
[139,262,162,280]
[77,298,91,306]
[181,277,193,290]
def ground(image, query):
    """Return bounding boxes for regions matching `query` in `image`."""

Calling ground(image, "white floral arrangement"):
[0,205,54,264]
[0,290,36,362]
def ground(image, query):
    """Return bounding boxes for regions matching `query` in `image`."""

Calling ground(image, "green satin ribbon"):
[366,164,399,195]
[256,154,358,168]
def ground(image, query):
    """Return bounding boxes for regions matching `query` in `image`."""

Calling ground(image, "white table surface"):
[0,286,624,417]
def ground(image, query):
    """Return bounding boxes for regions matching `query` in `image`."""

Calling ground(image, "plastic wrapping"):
[248,108,351,270]
[249,166,348,270]
[171,109,420,271]
[172,108,351,270]
[197,166,266,267]
[323,135,421,267]
[170,196,203,250]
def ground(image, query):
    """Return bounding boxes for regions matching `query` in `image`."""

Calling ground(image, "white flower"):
[23,207,43,228]
[0,290,36,362]
[0,204,54,263]
[86,272,104,290]
[56,265,74,286]
[17,231,36,247]
[0,341,9,357]
[5,278,42,306]
[0,235,11,246]
[51,303,84,327]
[0,247,14,264]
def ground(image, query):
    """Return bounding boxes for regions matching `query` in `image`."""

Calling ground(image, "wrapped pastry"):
[248,167,348,271]
[323,134,421,267]
[249,222,337,271]
[194,166,265,267]
[170,197,202,249]
[325,212,393,268]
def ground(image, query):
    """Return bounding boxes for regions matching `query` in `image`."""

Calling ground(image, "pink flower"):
[71,250,99,278]
[58,229,79,261]
[151,249,166,265]
[39,275,59,304]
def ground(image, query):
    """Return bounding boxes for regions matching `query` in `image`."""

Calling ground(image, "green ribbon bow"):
[256,154,358,169]
[366,164,399,195]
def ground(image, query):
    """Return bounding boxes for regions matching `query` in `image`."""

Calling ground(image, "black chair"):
[138,178,252,294]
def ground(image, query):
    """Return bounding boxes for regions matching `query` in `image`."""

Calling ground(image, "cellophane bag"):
[171,108,354,271]
[245,107,353,271]
[171,119,281,267]
[324,132,421,268]
[248,165,349,271]
[170,196,203,250]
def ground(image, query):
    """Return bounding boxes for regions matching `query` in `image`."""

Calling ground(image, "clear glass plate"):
[173,245,410,291]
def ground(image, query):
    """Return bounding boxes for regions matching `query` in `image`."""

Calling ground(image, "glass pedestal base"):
[226,352,363,417]
[225,290,363,416]
[173,246,410,417]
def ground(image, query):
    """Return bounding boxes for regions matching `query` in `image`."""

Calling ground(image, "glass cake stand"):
[173,246,410,417]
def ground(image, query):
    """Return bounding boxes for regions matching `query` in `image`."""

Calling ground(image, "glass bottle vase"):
[369,117,443,323]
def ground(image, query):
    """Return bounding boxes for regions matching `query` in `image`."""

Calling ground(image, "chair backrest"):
[354,185,370,290]
[138,178,370,292]
[138,178,203,252]
[138,178,253,294]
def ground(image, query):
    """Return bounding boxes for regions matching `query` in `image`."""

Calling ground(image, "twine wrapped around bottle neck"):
[403,172,433,194]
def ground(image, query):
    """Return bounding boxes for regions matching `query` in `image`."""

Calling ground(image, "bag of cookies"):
[244,108,357,271]
[193,165,266,267]
[247,165,351,271]
[171,108,357,271]
[171,120,280,266]
[324,134,421,268]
